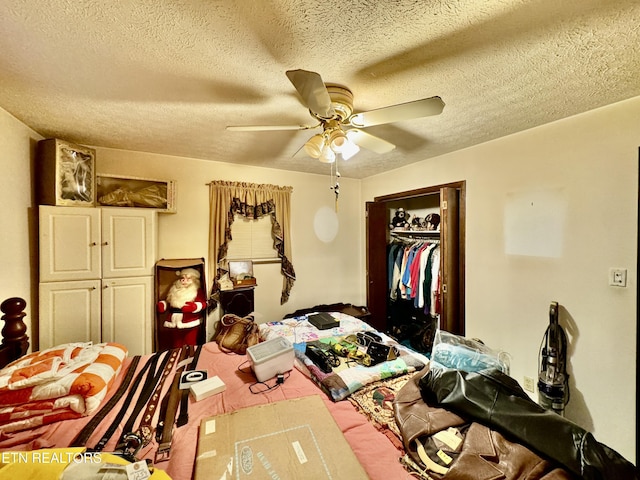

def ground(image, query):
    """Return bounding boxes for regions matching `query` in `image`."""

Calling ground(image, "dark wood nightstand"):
[220,287,255,317]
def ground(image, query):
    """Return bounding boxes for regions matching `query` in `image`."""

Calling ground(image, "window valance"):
[208,181,295,304]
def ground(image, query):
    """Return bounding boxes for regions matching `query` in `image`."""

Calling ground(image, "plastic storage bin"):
[247,337,295,382]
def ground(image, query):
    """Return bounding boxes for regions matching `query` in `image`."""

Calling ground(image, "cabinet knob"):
[102,241,109,246]
[90,242,97,246]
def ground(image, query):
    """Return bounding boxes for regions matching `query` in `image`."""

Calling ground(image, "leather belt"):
[176,344,203,427]
[90,350,164,452]
[155,345,193,462]
[113,348,178,452]
[69,355,142,447]
[134,347,183,446]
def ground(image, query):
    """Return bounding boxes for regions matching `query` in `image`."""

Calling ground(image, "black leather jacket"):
[419,367,638,480]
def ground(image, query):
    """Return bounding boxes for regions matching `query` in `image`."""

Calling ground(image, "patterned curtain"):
[208,181,296,304]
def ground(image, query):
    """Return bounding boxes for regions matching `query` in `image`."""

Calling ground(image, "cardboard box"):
[190,375,226,401]
[154,258,207,350]
[194,395,368,480]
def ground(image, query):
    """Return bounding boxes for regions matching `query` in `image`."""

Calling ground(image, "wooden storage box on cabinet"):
[38,206,157,355]
[36,138,96,207]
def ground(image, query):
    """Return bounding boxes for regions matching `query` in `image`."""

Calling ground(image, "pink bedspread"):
[0,342,412,480]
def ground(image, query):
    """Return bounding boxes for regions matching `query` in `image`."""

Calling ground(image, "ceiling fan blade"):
[348,96,445,127]
[346,129,396,154]
[286,69,335,119]
[226,124,317,131]
[292,144,309,159]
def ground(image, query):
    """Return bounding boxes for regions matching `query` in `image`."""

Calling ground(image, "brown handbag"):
[215,313,260,354]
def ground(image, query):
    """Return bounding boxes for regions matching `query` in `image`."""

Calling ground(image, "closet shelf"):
[390,229,440,237]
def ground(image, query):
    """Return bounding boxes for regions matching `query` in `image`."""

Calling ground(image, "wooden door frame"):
[368,180,466,334]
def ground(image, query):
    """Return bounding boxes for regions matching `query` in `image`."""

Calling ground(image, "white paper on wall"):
[504,187,567,258]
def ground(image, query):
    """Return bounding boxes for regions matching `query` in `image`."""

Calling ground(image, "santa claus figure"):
[157,268,206,348]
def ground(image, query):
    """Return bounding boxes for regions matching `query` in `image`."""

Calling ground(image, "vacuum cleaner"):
[538,301,570,415]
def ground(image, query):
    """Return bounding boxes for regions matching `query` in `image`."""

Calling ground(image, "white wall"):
[0,108,41,339]
[95,149,364,336]
[361,96,640,463]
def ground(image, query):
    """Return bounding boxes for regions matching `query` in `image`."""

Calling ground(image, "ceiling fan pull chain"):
[332,164,340,212]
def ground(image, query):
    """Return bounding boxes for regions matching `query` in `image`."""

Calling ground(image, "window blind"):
[226,214,278,261]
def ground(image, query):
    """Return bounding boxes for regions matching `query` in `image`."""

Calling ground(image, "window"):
[208,180,295,303]
[226,214,279,262]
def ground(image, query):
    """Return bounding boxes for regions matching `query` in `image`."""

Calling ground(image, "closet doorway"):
[366,181,466,339]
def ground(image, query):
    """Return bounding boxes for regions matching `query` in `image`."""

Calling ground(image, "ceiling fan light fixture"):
[304,134,325,158]
[327,128,348,153]
[319,145,336,164]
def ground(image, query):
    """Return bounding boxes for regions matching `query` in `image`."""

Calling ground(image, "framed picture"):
[36,138,96,206]
[96,174,177,213]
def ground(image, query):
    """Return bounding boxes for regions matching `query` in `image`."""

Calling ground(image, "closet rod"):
[390,230,440,238]
[391,235,440,243]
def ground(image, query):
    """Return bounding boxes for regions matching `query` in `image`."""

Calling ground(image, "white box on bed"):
[247,336,294,382]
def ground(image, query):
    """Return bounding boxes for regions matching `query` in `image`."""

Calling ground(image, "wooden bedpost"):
[0,297,30,362]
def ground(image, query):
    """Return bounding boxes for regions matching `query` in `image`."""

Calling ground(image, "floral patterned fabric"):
[295,335,425,402]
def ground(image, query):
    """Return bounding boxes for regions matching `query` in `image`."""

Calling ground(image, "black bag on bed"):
[419,367,638,480]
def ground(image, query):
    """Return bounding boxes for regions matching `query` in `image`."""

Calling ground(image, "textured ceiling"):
[1,0,639,179]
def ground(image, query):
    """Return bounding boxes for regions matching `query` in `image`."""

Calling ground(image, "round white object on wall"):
[313,206,339,243]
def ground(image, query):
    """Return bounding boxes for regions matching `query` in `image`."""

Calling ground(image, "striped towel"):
[0,342,127,434]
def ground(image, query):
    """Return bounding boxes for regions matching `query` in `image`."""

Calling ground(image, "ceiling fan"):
[226,69,445,163]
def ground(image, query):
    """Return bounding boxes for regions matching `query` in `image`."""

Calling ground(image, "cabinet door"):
[101,208,157,279]
[39,206,101,282]
[101,276,153,355]
[39,280,101,349]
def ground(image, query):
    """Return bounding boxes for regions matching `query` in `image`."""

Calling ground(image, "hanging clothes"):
[387,236,441,314]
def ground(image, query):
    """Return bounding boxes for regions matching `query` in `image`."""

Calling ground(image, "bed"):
[0,297,636,480]
[0,298,29,371]
[0,298,422,480]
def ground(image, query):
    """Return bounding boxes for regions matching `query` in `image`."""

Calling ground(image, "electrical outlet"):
[609,268,627,287]
[523,376,535,393]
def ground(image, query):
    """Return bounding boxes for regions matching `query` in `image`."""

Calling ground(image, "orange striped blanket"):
[0,342,127,435]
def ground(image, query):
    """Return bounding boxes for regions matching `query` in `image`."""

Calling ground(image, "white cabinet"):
[39,208,101,282]
[38,206,157,355]
[101,276,153,355]
[39,279,101,346]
